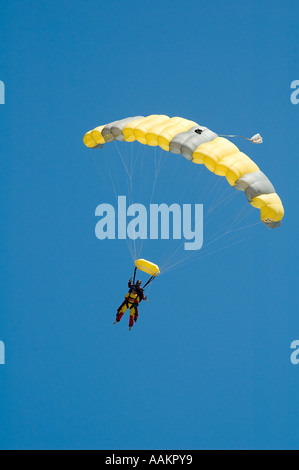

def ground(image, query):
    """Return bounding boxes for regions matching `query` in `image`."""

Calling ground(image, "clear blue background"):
[0,0,298,450]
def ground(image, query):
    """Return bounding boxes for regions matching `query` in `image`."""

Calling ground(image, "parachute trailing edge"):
[83,115,284,228]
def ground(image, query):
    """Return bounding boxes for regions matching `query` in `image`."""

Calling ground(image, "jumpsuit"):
[116,291,140,327]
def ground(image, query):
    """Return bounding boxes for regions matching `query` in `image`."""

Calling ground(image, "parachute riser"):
[132,267,137,285]
[143,275,155,289]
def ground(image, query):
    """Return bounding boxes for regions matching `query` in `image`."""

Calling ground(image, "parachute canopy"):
[135,259,160,277]
[83,115,284,228]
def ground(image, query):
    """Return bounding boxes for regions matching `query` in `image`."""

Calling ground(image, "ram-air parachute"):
[83,114,284,228]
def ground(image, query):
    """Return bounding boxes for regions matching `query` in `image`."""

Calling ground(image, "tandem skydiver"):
[113,279,147,331]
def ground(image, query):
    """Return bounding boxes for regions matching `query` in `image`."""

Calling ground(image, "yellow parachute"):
[83,115,284,228]
[135,259,160,277]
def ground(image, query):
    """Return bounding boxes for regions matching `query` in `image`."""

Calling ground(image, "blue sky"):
[0,0,298,450]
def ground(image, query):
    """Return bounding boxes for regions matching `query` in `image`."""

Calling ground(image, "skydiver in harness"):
[114,279,147,330]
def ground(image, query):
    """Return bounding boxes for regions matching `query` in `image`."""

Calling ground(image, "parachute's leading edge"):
[83,115,284,228]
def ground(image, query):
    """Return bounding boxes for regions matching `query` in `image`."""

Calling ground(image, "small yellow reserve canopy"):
[135,259,160,277]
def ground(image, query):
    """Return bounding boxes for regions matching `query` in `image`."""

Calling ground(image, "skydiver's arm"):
[128,279,132,288]
[141,289,147,300]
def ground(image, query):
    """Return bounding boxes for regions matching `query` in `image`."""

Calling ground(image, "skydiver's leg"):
[117,300,127,313]
[129,307,135,330]
[134,306,139,323]
[114,302,128,323]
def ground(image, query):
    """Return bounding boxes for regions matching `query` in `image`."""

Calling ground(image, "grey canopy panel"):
[102,116,144,142]
[169,126,218,160]
[92,143,104,149]
[234,170,276,202]
[264,220,282,229]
